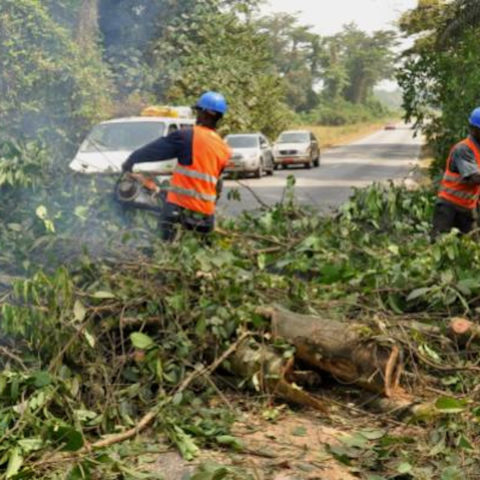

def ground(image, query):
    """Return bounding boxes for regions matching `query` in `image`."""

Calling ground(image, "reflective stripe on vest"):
[438,186,477,201]
[442,173,464,183]
[174,166,218,184]
[438,137,480,210]
[168,185,217,203]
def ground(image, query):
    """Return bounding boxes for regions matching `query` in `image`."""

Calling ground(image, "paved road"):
[217,124,422,216]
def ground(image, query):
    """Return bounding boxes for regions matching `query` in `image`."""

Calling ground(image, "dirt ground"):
[146,399,372,479]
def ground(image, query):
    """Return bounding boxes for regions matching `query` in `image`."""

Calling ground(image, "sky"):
[262,0,418,36]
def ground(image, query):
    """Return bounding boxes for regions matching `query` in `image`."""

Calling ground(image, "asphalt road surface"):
[217,124,422,217]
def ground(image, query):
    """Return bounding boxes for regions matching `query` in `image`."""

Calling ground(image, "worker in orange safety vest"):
[122,91,232,241]
[432,107,480,237]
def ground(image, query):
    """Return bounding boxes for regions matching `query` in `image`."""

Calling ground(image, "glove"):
[121,158,133,173]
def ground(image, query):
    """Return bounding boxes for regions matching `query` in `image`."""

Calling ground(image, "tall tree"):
[0,0,112,151]
[258,13,321,112]
[77,0,99,48]
[337,24,397,104]
[152,2,293,137]
[398,0,480,166]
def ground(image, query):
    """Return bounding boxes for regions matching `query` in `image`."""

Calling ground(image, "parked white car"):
[224,133,274,178]
[69,115,194,174]
[273,130,320,169]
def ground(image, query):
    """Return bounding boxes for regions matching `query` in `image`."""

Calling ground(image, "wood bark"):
[77,0,99,48]
[259,306,403,397]
[229,338,329,412]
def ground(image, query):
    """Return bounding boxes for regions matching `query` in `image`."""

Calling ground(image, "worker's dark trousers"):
[431,201,475,239]
[159,201,214,242]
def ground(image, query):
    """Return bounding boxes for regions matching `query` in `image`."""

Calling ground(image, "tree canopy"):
[398,0,480,167]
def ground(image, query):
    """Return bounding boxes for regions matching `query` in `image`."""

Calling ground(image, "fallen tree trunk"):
[229,338,329,413]
[259,306,403,397]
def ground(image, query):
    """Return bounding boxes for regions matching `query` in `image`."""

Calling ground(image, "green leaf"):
[191,463,231,480]
[171,425,199,461]
[31,371,51,388]
[458,434,473,450]
[359,429,386,440]
[91,291,116,299]
[407,287,430,302]
[50,426,84,452]
[441,466,463,480]
[420,343,441,362]
[130,332,154,350]
[340,433,368,448]
[67,463,91,480]
[73,300,86,322]
[83,329,96,348]
[397,462,412,474]
[435,396,466,413]
[215,435,244,451]
[6,448,23,478]
[17,438,43,453]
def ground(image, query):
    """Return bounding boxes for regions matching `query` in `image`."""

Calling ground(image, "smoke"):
[0,0,198,281]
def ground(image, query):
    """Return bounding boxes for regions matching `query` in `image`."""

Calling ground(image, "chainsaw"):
[114,172,169,214]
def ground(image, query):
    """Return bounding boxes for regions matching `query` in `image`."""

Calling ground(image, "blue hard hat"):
[194,91,228,115]
[469,107,480,128]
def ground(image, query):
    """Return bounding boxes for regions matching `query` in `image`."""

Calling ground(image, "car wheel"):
[304,159,313,169]
[274,163,279,170]
[254,160,264,178]
[267,155,274,175]
[314,156,320,167]
[282,164,288,170]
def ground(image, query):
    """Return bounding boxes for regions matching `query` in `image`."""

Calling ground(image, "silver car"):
[225,133,275,178]
[273,130,320,169]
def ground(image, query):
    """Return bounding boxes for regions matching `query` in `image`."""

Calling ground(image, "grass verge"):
[302,119,402,149]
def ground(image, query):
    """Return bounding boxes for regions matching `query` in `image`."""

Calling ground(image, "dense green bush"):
[299,98,393,126]
[0,0,112,155]
[398,3,480,173]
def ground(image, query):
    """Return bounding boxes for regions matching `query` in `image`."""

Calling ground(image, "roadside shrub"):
[301,98,392,126]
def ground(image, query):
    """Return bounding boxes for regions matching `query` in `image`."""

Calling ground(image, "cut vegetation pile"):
[1,178,480,479]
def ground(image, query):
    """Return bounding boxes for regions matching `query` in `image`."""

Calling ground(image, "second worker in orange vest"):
[122,92,232,241]
[432,107,480,237]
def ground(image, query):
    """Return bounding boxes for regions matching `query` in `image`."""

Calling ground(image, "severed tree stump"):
[259,306,404,397]
[229,338,329,412]
[448,317,480,347]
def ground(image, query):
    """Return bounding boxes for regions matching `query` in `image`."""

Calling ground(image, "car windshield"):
[226,136,259,148]
[80,122,166,152]
[277,132,310,144]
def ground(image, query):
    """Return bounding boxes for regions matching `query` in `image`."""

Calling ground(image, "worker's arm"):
[215,147,232,201]
[122,128,193,172]
[451,143,480,184]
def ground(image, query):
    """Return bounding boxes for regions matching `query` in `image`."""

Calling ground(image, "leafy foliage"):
[0,0,112,153]
[151,2,293,138]
[1,157,480,476]
[398,0,480,171]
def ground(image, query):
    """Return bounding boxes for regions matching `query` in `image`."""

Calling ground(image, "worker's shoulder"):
[452,140,475,160]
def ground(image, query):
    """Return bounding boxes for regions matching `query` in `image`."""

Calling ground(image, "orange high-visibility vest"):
[167,125,231,215]
[438,137,480,210]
